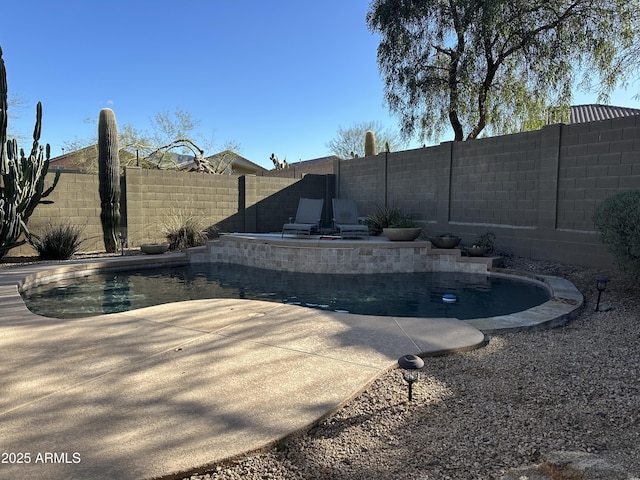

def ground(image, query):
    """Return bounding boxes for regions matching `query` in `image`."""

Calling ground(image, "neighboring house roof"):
[49,145,137,173]
[570,104,640,123]
[49,145,98,172]
[50,146,266,175]
[197,150,267,175]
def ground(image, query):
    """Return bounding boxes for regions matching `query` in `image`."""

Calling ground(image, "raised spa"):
[21,263,550,320]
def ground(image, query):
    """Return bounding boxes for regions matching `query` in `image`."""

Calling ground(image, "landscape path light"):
[595,276,610,312]
[398,354,424,402]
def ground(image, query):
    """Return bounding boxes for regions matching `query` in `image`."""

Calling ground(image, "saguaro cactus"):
[365,130,377,156]
[0,46,59,259]
[98,108,121,253]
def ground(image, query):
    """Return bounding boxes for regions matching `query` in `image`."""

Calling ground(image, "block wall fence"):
[10,170,331,256]
[9,115,640,267]
[335,117,640,267]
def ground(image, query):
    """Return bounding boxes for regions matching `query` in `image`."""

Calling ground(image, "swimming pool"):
[21,263,550,319]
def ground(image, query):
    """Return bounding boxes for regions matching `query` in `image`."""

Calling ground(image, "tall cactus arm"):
[0,45,60,258]
[98,108,121,253]
[0,47,7,175]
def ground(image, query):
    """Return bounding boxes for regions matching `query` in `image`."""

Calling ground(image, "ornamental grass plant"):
[29,221,85,260]
[163,210,209,251]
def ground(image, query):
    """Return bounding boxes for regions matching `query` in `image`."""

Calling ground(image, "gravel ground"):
[178,255,639,480]
[3,253,638,479]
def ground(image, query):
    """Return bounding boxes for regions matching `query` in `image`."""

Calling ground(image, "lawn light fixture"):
[398,354,424,402]
[595,276,610,312]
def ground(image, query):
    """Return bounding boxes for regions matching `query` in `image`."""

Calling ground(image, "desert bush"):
[364,205,403,235]
[163,210,209,251]
[30,222,85,260]
[592,189,640,278]
[474,231,496,254]
[389,217,417,228]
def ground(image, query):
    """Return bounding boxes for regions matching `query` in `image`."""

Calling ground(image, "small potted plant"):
[364,205,423,241]
[430,233,461,249]
[466,231,496,256]
[364,205,403,236]
[383,216,422,241]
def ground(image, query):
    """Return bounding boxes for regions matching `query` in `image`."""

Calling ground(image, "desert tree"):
[367,0,639,143]
[62,107,241,173]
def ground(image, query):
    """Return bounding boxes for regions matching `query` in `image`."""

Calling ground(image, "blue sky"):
[2,1,640,169]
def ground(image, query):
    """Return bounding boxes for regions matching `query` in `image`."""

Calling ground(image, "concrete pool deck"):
[0,247,583,480]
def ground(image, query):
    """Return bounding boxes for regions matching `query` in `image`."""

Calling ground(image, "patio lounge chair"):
[282,198,324,237]
[332,198,369,239]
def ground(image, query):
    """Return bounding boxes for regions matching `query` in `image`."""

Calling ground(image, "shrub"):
[163,210,209,251]
[364,205,403,235]
[30,222,85,260]
[474,231,496,254]
[389,217,417,228]
[592,190,640,277]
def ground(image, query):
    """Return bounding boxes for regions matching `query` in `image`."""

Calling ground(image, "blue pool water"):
[21,263,550,319]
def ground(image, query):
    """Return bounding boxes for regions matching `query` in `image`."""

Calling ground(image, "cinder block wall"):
[7,169,331,256]
[124,169,329,243]
[558,116,640,230]
[8,116,640,267]
[337,154,386,210]
[389,146,449,222]
[335,117,640,267]
[10,172,104,256]
[244,174,333,232]
[124,167,242,246]
[450,130,543,226]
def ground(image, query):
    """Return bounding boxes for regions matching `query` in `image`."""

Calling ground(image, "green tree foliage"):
[367,0,638,143]
[593,190,640,279]
[326,120,406,158]
[149,108,198,148]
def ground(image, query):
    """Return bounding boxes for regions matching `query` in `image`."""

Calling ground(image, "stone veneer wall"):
[189,235,492,274]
